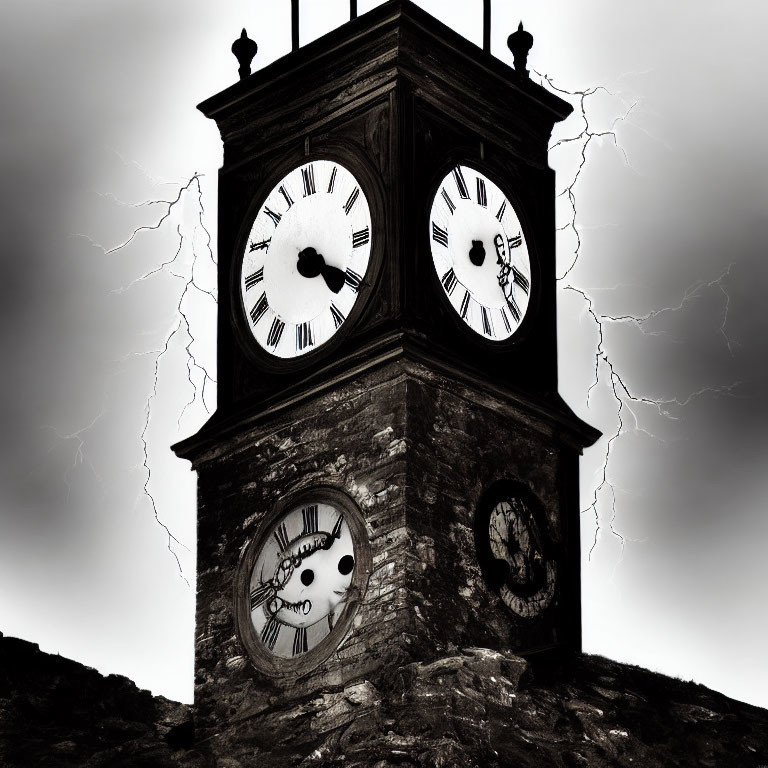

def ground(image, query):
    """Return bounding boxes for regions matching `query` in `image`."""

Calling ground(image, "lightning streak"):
[539,72,739,563]
[65,170,217,582]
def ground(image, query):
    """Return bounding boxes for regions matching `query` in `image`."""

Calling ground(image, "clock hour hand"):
[297,247,345,293]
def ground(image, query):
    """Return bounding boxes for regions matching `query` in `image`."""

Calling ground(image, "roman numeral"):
[261,616,281,651]
[441,268,458,296]
[331,514,344,540]
[495,200,507,222]
[508,234,522,250]
[452,166,469,199]
[250,583,272,611]
[506,295,521,323]
[244,267,264,290]
[292,627,308,656]
[500,307,512,333]
[327,165,337,193]
[265,207,282,227]
[302,504,319,534]
[441,188,456,215]
[476,177,487,207]
[273,522,290,552]
[512,266,530,293]
[460,290,471,320]
[344,187,360,215]
[352,227,370,248]
[330,303,346,329]
[302,164,316,196]
[432,222,449,248]
[267,317,285,347]
[345,268,362,293]
[278,185,294,209]
[296,321,314,351]
[250,292,269,325]
[481,306,493,336]
[249,238,271,252]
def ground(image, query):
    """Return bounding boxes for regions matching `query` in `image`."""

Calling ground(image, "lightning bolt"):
[537,72,740,564]
[64,166,217,583]
[40,406,107,502]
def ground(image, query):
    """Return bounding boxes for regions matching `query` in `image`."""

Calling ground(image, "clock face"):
[239,160,373,359]
[478,491,557,618]
[248,500,358,659]
[429,165,532,341]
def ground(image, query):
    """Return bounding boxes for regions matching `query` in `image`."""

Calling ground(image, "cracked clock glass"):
[239,160,372,358]
[248,500,358,658]
[429,165,532,340]
[477,490,557,618]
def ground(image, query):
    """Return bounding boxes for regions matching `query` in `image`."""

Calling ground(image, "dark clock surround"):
[174,0,599,760]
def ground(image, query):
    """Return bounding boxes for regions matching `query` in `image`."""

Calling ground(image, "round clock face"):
[239,160,373,359]
[478,491,557,618]
[429,165,532,341]
[247,500,360,660]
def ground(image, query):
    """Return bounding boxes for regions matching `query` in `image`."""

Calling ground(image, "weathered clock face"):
[239,160,372,359]
[429,165,532,340]
[247,499,359,660]
[476,487,557,619]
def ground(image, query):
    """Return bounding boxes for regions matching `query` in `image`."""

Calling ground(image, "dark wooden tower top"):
[199,0,572,170]
[174,1,596,462]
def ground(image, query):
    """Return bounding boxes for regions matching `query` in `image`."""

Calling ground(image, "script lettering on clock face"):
[249,502,357,658]
[429,165,532,340]
[240,160,372,359]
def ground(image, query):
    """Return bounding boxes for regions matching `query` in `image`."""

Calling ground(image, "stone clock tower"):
[173,2,599,763]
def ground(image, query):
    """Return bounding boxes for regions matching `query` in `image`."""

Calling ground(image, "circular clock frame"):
[230,147,385,373]
[474,479,559,620]
[234,486,372,678]
[426,160,539,349]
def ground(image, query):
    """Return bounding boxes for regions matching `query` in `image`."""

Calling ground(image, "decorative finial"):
[350,0,357,20]
[507,21,534,77]
[232,29,258,80]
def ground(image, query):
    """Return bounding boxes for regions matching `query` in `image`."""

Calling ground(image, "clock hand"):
[296,247,345,293]
[494,233,511,288]
[468,239,486,266]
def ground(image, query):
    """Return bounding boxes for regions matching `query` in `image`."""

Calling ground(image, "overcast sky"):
[0,0,766,709]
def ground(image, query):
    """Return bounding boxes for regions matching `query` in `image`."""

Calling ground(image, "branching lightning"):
[537,72,740,563]
[67,170,217,583]
[41,407,107,501]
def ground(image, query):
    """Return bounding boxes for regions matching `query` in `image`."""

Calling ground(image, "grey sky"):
[0,0,766,708]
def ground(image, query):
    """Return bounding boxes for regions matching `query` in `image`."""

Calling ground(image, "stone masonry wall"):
[191,358,586,762]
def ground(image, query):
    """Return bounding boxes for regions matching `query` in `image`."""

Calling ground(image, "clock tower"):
[173,2,599,763]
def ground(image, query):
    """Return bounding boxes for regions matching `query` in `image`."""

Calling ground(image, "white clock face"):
[249,501,356,659]
[239,160,372,359]
[429,165,532,340]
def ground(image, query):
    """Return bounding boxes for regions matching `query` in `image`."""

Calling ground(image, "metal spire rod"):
[291,0,299,51]
[483,0,491,53]
[350,0,357,20]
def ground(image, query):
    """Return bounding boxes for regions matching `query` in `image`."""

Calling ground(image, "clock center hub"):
[264,196,351,323]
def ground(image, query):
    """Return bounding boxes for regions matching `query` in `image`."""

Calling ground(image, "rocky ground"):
[1,632,766,767]
[0,633,192,766]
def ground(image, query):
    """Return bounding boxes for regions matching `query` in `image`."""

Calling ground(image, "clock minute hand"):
[296,247,345,293]
[494,233,511,288]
